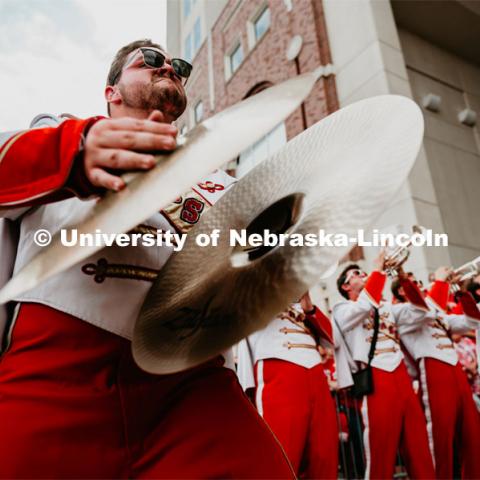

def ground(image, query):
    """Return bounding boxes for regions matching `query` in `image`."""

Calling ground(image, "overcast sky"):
[0,0,167,131]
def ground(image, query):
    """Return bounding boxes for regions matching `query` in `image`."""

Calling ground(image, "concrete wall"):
[166,0,228,59]
[399,29,480,267]
[166,0,181,56]
[322,0,451,291]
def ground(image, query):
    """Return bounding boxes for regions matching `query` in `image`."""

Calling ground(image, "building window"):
[254,6,270,41]
[185,33,192,62]
[225,41,244,80]
[183,0,192,18]
[237,122,287,178]
[193,17,201,53]
[194,101,204,124]
[247,4,271,49]
[230,43,243,74]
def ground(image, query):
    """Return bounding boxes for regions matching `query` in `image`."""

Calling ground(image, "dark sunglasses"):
[343,269,366,285]
[118,48,193,84]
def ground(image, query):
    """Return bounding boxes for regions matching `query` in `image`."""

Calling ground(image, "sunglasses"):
[343,269,366,284]
[118,48,192,84]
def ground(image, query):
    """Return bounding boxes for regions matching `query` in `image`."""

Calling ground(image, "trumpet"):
[384,225,426,277]
[449,256,480,292]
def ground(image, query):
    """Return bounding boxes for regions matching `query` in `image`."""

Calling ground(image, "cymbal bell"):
[133,95,425,374]
[0,70,321,305]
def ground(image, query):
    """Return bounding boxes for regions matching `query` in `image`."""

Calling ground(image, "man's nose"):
[157,61,176,78]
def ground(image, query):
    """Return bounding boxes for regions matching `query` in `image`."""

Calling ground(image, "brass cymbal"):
[0,70,321,305]
[133,95,424,374]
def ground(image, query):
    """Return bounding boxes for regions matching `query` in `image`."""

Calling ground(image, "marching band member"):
[0,39,295,478]
[397,266,480,479]
[332,253,435,480]
[237,292,338,479]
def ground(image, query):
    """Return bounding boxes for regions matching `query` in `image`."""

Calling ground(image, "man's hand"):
[396,265,406,279]
[434,266,453,282]
[83,110,178,191]
[300,292,314,313]
[373,249,387,272]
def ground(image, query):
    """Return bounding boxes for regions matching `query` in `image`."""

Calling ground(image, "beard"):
[119,77,187,120]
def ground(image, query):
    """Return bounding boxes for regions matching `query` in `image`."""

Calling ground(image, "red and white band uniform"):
[237,303,339,479]
[332,271,435,480]
[397,279,480,479]
[0,115,295,478]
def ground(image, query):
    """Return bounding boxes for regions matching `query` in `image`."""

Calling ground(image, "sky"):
[0,0,167,131]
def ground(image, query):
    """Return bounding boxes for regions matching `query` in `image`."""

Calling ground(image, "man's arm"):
[0,110,178,212]
[426,267,452,313]
[0,118,102,210]
[333,297,374,332]
[393,303,432,334]
[300,292,334,346]
[393,277,431,334]
[443,292,480,333]
[444,313,479,334]
[334,270,386,332]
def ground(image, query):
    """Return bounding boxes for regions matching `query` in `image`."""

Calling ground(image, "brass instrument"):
[449,256,480,292]
[384,225,425,277]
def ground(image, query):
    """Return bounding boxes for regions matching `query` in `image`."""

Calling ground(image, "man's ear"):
[341,283,351,297]
[105,85,122,108]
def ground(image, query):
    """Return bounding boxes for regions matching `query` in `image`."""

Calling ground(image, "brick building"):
[168,0,337,171]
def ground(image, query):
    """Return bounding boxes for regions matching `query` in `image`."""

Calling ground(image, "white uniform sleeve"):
[332,322,355,388]
[235,339,256,391]
[333,291,374,332]
[392,302,432,335]
[444,314,480,334]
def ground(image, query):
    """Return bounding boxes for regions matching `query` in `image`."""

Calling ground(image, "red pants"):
[361,363,435,479]
[0,303,294,479]
[419,357,480,479]
[255,359,339,479]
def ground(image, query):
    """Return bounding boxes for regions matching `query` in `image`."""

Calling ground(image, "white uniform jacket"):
[0,115,236,347]
[333,290,428,372]
[397,297,480,366]
[237,303,329,391]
